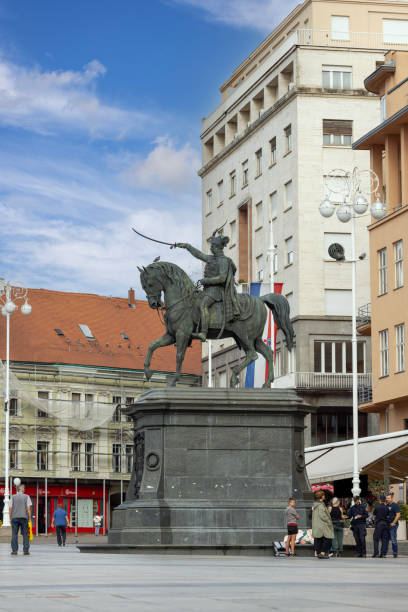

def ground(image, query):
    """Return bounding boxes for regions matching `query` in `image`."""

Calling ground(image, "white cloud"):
[0,57,153,138]
[120,137,201,194]
[172,0,298,32]
[0,150,202,297]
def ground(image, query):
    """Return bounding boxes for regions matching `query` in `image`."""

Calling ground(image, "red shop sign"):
[1,483,105,497]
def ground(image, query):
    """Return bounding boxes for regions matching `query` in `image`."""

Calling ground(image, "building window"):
[255,201,263,228]
[112,443,122,473]
[37,441,49,471]
[331,15,350,40]
[394,240,403,288]
[71,442,81,471]
[230,170,236,197]
[396,323,405,373]
[9,440,18,469]
[85,443,95,472]
[256,254,264,282]
[242,160,248,186]
[380,329,389,377]
[314,340,365,373]
[206,189,212,214]
[72,392,81,417]
[37,391,49,418]
[322,65,351,89]
[285,236,294,265]
[255,149,262,176]
[378,248,388,295]
[323,119,352,146]
[9,396,18,417]
[284,125,292,154]
[273,246,278,273]
[311,412,367,446]
[270,137,277,165]
[230,220,236,245]
[284,180,293,210]
[126,444,133,473]
[383,19,408,44]
[380,96,386,121]
[124,397,134,422]
[112,396,122,422]
[285,292,294,313]
[270,191,278,219]
[217,180,224,205]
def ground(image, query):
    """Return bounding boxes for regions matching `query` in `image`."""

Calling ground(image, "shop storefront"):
[1,481,108,534]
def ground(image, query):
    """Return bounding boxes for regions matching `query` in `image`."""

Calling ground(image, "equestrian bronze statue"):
[137,229,294,388]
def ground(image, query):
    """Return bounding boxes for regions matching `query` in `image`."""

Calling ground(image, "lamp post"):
[319,168,386,497]
[1,280,32,527]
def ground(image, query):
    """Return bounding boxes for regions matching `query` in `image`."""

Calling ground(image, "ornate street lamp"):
[318,168,384,498]
[0,280,32,527]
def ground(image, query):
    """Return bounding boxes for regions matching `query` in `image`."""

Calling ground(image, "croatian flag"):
[244,282,283,388]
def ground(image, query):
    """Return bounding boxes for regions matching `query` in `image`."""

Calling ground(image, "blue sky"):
[0,0,296,297]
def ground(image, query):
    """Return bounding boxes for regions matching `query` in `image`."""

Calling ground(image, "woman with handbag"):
[331,497,346,557]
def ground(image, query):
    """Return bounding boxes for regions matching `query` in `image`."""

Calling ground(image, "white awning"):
[305,430,408,484]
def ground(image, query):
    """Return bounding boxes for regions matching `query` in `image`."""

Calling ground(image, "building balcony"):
[274,371,372,391]
[358,384,373,405]
[356,303,371,336]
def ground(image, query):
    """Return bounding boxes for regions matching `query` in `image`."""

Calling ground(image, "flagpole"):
[268,220,275,388]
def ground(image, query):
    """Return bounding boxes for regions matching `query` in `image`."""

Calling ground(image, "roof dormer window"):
[78,324,95,339]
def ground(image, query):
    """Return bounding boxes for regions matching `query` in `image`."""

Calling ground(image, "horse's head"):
[138,265,163,309]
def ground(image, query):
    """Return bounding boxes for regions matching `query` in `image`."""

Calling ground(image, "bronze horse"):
[139,261,294,388]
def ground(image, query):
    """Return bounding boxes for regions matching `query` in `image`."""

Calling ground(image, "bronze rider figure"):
[176,232,242,342]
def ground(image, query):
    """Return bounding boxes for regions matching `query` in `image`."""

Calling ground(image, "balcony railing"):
[297,29,408,50]
[357,303,371,327]
[274,371,372,390]
[358,384,373,404]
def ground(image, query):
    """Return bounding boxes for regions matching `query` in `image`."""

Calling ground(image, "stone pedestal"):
[108,388,314,548]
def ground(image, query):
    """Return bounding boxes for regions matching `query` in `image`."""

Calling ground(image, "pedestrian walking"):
[51,503,70,547]
[312,490,334,559]
[9,483,32,556]
[347,495,368,557]
[330,497,346,557]
[93,513,102,535]
[385,493,401,558]
[372,495,390,558]
[285,497,300,556]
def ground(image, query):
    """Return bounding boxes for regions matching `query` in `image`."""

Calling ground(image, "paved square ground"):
[1,542,406,612]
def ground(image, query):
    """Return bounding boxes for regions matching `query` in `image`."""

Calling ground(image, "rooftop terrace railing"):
[297,29,408,49]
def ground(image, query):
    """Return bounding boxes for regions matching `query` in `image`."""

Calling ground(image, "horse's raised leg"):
[229,342,258,388]
[167,333,189,387]
[255,336,274,388]
[144,333,174,381]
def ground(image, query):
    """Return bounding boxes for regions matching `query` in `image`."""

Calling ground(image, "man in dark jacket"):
[372,495,390,558]
[348,495,368,557]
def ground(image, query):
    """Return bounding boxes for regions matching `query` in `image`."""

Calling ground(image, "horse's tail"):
[260,293,294,351]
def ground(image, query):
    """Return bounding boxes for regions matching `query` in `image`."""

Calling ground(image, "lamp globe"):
[353,194,368,215]
[319,199,335,218]
[5,300,16,314]
[21,300,32,316]
[371,196,387,220]
[336,204,352,223]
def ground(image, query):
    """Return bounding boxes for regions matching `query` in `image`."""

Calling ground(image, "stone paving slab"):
[0,542,406,612]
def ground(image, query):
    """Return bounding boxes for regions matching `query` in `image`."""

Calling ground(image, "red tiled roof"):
[0,288,202,376]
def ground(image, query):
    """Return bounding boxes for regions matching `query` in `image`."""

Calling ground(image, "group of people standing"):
[285,491,401,558]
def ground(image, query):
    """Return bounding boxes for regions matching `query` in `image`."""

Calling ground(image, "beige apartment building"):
[354,49,408,434]
[199,0,408,446]
[0,287,201,534]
